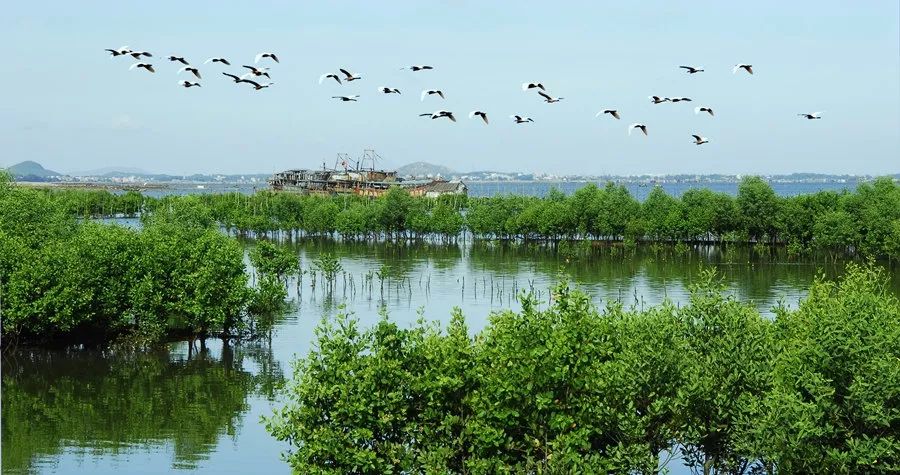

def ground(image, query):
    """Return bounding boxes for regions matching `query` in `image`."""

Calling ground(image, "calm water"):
[4,242,898,474]
[135,179,862,200]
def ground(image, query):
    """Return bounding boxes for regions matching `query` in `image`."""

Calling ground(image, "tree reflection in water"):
[1,339,283,473]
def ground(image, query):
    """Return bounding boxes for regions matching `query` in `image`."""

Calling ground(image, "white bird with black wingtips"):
[798,112,824,120]
[205,57,231,66]
[242,65,270,79]
[537,91,563,103]
[255,52,279,63]
[238,79,274,90]
[168,55,189,65]
[222,72,243,83]
[469,111,489,124]
[679,65,704,74]
[378,87,401,94]
[733,63,753,75]
[596,109,620,120]
[522,82,545,91]
[339,68,362,82]
[179,80,201,88]
[178,66,201,79]
[402,65,433,71]
[695,106,714,116]
[419,110,456,121]
[629,123,648,136]
[420,89,445,101]
[332,95,359,102]
[105,46,131,57]
[129,63,155,73]
[692,134,709,145]
[511,115,534,124]
[319,73,341,85]
[650,96,669,104]
[129,51,152,59]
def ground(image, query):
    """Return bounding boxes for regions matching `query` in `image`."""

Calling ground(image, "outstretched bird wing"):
[339,68,353,78]
[538,91,551,101]
[222,72,241,81]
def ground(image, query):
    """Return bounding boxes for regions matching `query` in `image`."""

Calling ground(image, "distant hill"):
[5,161,62,178]
[397,161,457,178]
[68,166,150,177]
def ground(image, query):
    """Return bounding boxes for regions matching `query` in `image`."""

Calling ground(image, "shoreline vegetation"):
[3,169,899,472]
[2,170,898,345]
[265,264,899,473]
[31,174,900,258]
[0,172,289,347]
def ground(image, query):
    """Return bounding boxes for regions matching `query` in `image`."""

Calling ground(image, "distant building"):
[423,180,467,198]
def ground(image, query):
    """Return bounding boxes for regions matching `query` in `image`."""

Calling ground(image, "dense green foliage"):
[0,173,276,344]
[266,264,899,473]
[34,176,900,258]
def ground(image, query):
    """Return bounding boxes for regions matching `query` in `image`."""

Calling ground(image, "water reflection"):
[1,340,283,474]
[3,239,897,474]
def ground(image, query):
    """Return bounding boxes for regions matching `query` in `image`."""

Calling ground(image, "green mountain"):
[397,161,457,177]
[5,161,62,178]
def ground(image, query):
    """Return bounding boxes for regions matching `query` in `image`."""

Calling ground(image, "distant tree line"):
[265,264,900,473]
[37,176,900,258]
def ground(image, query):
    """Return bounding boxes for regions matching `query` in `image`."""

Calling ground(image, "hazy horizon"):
[2,1,898,176]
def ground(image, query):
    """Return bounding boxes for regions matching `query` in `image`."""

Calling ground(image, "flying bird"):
[679,66,704,74]
[469,111,489,124]
[650,96,670,104]
[537,91,563,103]
[378,87,401,94]
[339,68,362,81]
[168,56,189,65]
[179,80,201,88]
[403,65,434,71]
[242,65,270,78]
[670,97,692,103]
[733,64,753,75]
[695,106,714,116]
[332,95,360,101]
[596,109,620,120]
[255,52,279,63]
[798,112,823,120]
[511,115,534,124]
[222,72,243,83]
[692,134,709,145]
[420,89,445,101]
[129,51,152,59]
[129,63,155,73]
[628,123,648,136]
[420,110,455,121]
[105,46,131,57]
[238,79,274,90]
[522,82,545,91]
[319,73,341,84]
[205,57,231,66]
[178,66,201,79]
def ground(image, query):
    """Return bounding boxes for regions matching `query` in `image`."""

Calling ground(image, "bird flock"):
[106,46,824,145]
[106,46,278,91]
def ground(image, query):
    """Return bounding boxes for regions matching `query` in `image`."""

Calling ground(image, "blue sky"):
[1,1,897,175]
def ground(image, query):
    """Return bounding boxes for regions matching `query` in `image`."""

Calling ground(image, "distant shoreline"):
[14,181,171,191]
